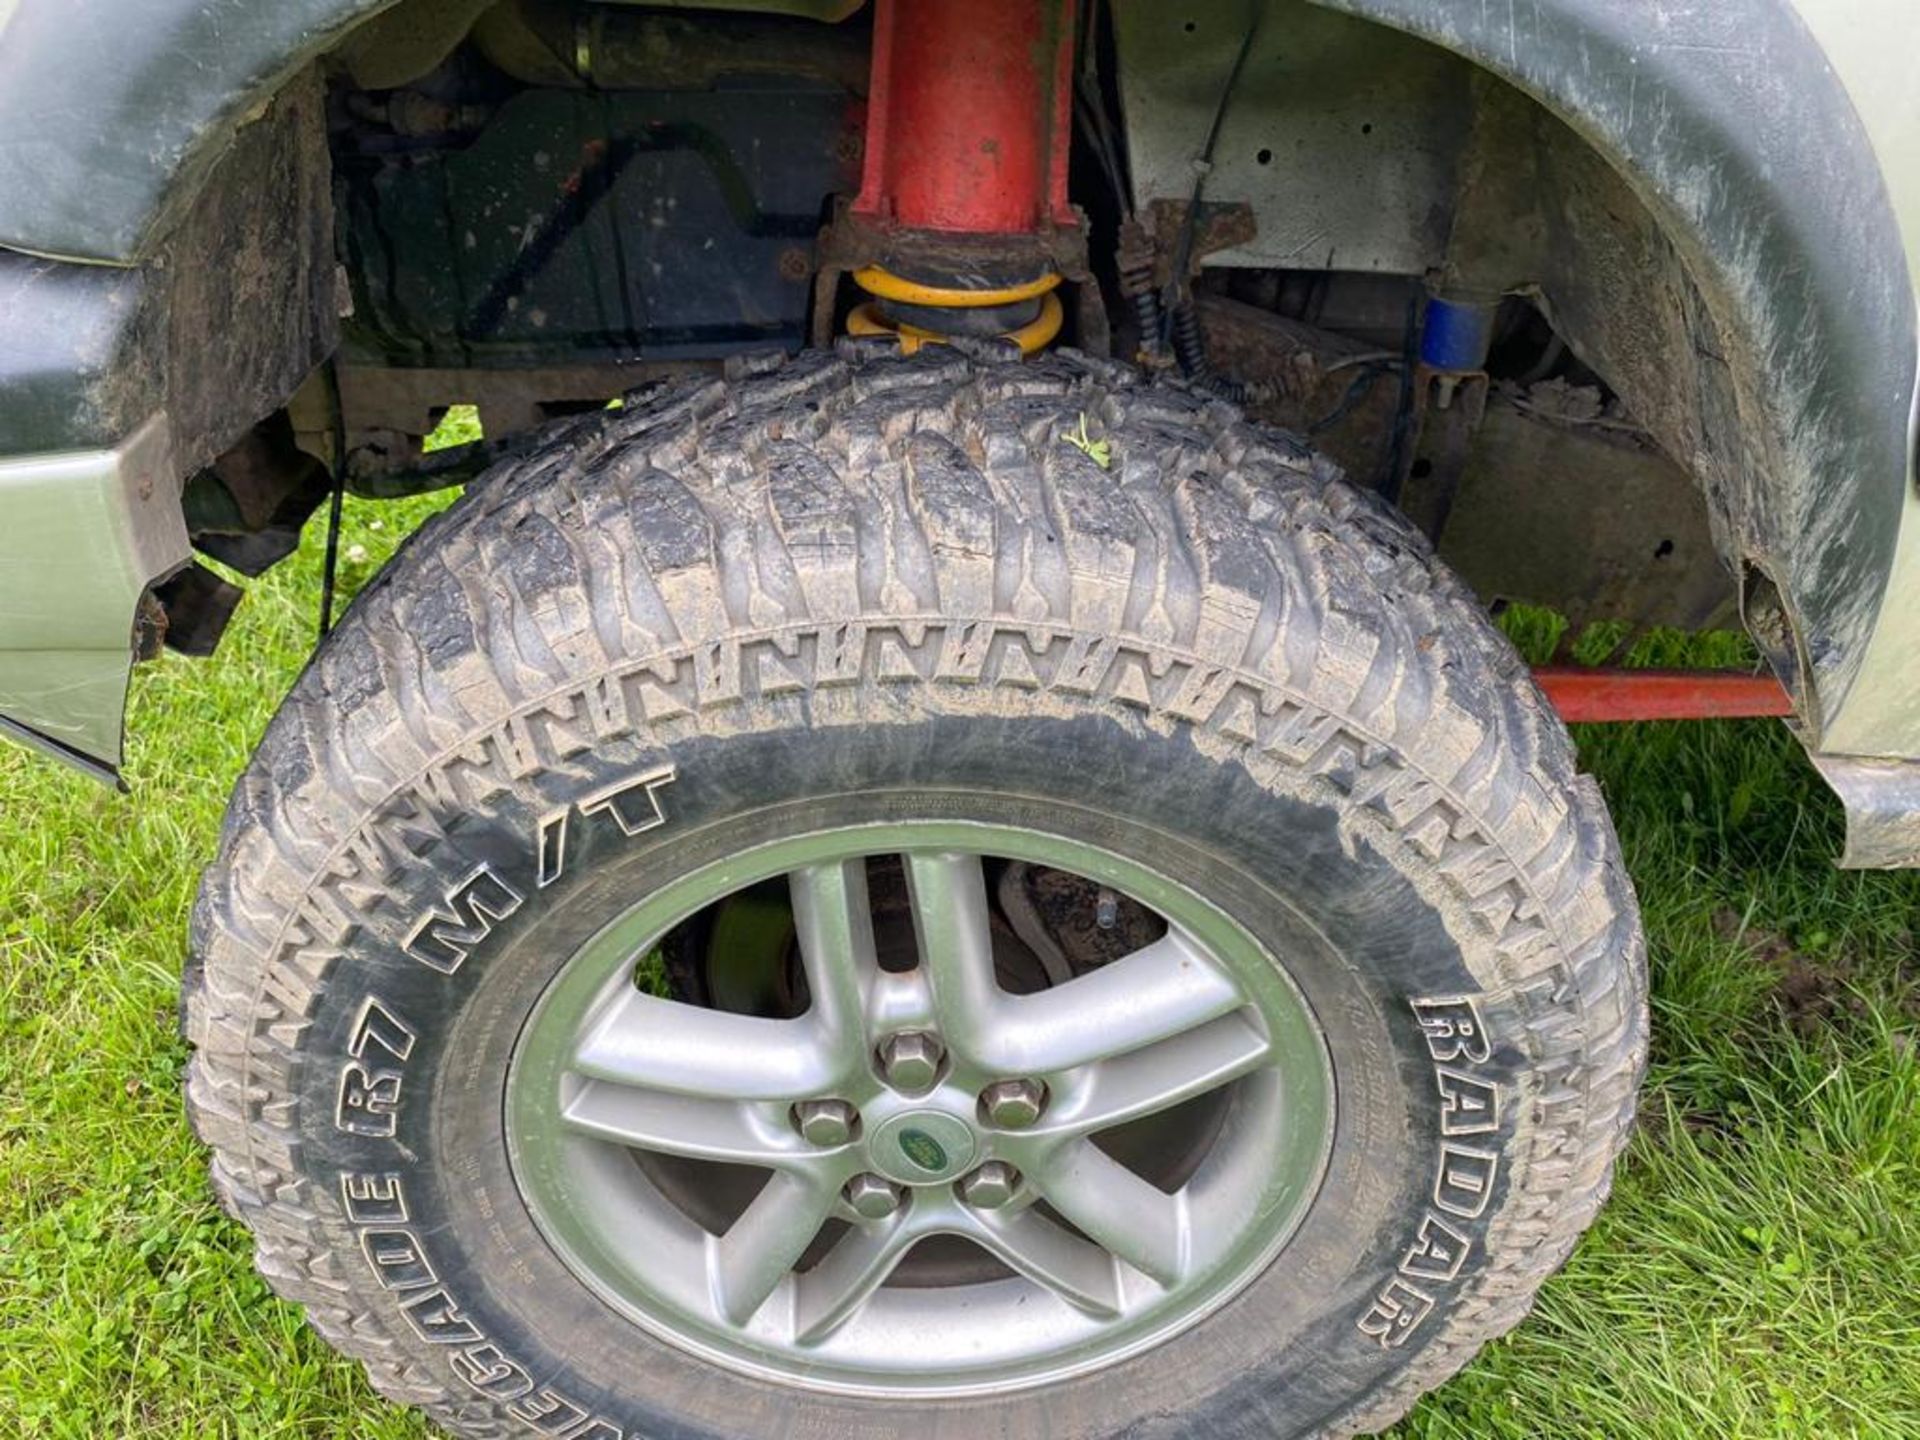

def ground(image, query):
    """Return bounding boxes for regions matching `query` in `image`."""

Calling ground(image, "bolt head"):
[957,1162,1020,1210]
[777,246,811,283]
[880,1032,944,1093]
[845,1173,904,1220]
[794,1099,857,1148]
[981,1078,1045,1130]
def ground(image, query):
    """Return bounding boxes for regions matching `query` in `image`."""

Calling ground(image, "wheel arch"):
[1305,0,1917,747]
[0,0,1914,770]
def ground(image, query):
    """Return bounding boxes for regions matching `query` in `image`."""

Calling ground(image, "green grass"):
[422,403,483,452]
[2,487,1918,1438]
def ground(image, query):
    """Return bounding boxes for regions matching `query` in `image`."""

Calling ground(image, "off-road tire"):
[184,344,1646,1439]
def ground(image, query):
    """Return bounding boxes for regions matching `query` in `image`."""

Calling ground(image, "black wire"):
[1163,3,1263,346]
[1310,363,1393,435]
[318,360,348,641]
[1194,8,1263,171]
[1379,291,1424,503]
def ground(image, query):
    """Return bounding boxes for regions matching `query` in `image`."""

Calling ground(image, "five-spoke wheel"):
[507,824,1335,1396]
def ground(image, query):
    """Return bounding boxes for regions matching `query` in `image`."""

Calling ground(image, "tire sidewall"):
[293,681,1550,1440]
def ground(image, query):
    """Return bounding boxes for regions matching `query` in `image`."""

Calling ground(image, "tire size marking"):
[537,763,678,889]
[398,764,678,973]
[341,1173,631,1438]
[335,997,418,1138]
[1357,995,1503,1350]
[403,865,526,975]
[332,765,688,1422]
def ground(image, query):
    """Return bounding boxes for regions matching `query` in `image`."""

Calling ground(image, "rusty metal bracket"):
[1142,199,1257,286]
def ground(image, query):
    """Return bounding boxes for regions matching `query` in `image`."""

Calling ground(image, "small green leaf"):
[1060,412,1113,470]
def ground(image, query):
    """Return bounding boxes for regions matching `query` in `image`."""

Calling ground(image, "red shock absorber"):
[855,0,1076,237]
[842,0,1081,354]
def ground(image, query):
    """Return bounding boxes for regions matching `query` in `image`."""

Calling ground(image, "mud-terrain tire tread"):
[184,343,1645,1439]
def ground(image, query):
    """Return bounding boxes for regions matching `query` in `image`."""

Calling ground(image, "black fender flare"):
[0,0,393,262]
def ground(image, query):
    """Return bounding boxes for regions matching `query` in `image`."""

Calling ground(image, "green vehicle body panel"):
[1790,0,1920,761]
[0,416,186,780]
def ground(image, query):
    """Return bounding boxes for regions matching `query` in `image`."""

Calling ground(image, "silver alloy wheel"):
[506,820,1335,1398]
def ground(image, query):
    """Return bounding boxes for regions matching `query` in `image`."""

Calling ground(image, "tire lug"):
[845,1174,904,1220]
[980,1078,1046,1130]
[880,1031,944,1093]
[793,1099,857,1147]
[957,1162,1020,1210]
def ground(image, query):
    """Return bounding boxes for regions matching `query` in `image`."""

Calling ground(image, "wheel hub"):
[868,1107,978,1185]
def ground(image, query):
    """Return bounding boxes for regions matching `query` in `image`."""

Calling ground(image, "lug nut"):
[980,1078,1046,1130]
[845,1174,904,1220]
[794,1098,857,1148]
[957,1162,1020,1210]
[880,1032,944,1093]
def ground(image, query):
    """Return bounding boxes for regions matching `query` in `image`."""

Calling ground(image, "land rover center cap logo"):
[872,1110,977,1183]
[899,1128,948,1173]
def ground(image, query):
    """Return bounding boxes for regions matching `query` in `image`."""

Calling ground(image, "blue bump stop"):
[1421,297,1497,371]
